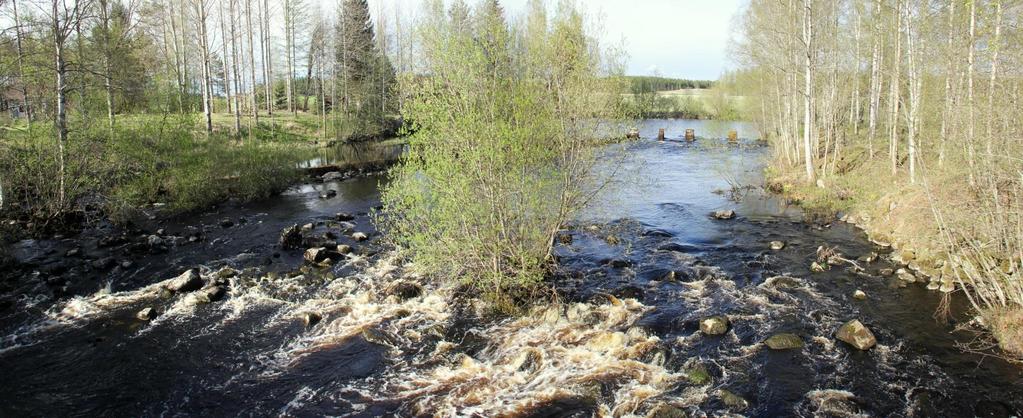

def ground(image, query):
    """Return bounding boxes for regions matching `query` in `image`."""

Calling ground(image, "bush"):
[381,0,628,307]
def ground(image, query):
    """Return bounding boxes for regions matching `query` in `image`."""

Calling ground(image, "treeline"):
[0,0,401,227]
[733,0,1023,356]
[627,76,713,93]
[0,0,398,138]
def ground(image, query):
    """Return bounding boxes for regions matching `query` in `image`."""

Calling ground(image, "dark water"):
[0,120,1020,417]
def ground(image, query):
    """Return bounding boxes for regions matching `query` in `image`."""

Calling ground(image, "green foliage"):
[381,0,628,304]
[335,0,397,140]
[0,115,305,229]
[626,76,714,92]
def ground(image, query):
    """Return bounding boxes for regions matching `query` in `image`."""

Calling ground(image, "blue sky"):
[353,0,743,80]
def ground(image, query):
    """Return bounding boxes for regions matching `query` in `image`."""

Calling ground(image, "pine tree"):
[336,0,394,138]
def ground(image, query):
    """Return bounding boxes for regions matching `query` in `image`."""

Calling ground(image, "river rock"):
[896,268,917,283]
[857,252,879,263]
[879,268,894,276]
[386,281,424,301]
[166,269,203,293]
[335,212,355,221]
[763,275,801,288]
[700,316,730,336]
[351,232,369,242]
[321,171,344,181]
[718,389,748,411]
[279,224,303,249]
[318,190,337,199]
[136,307,158,321]
[646,402,686,418]
[303,312,322,327]
[304,247,336,263]
[65,248,80,257]
[769,240,786,250]
[146,235,164,246]
[195,285,227,304]
[836,319,877,350]
[684,362,712,385]
[336,244,353,255]
[712,209,736,220]
[810,261,828,273]
[765,333,804,350]
[853,290,867,300]
[301,223,315,232]
[219,218,234,228]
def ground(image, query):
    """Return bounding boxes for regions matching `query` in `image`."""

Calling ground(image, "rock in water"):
[303,312,322,328]
[146,235,164,246]
[321,171,344,181]
[386,281,424,301]
[853,290,867,300]
[810,261,828,273]
[91,257,116,270]
[718,389,748,411]
[318,190,337,199]
[647,402,687,418]
[712,209,736,220]
[279,224,303,249]
[335,212,355,221]
[836,319,877,350]
[336,244,353,255]
[304,247,336,263]
[352,232,369,241]
[897,268,917,283]
[166,269,203,293]
[220,218,234,228]
[770,240,786,250]
[765,333,804,350]
[136,307,158,321]
[700,316,730,336]
[196,286,227,303]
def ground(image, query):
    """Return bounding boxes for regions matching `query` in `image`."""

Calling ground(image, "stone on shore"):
[836,319,877,350]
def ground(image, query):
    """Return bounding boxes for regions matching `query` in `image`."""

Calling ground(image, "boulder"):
[853,290,867,300]
[136,307,158,321]
[321,171,345,181]
[146,235,164,246]
[718,389,748,411]
[769,240,786,250]
[896,268,917,283]
[336,244,353,255]
[166,269,203,293]
[219,218,234,228]
[304,247,337,264]
[351,232,369,242]
[301,223,315,232]
[279,224,303,249]
[765,333,803,350]
[386,281,424,300]
[195,285,227,304]
[646,402,687,418]
[836,319,877,350]
[700,316,730,336]
[335,212,356,221]
[303,312,322,327]
[712,209,736,220]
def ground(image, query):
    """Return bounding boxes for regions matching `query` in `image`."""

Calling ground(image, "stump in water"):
[657,128,665,141]
[685,129,695,141]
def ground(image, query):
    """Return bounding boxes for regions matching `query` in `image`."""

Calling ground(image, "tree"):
[191,0,214,134]
[382,0,628,306]
[335,0,394,139]
[801,0,814,183]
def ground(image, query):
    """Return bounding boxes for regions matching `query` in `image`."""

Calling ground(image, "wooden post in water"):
[685,129,695,141]
[728,130,738,143]
[657,128,665,141]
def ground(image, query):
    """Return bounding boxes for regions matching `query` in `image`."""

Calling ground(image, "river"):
[0,119,1019,417]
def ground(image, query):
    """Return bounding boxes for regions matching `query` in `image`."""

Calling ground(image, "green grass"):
[0,113,317,231]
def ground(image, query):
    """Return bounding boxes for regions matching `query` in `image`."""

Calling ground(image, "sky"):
[323,0,745,81]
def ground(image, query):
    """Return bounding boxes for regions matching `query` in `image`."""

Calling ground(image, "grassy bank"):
[0,113,323,236]
[766,144,1023,361]
[625,88,745,120]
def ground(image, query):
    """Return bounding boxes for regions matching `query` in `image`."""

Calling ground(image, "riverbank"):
[0,113,402,241]
[766,156,1023,361]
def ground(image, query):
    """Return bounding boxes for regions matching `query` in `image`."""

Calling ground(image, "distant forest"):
[626,76,714,92]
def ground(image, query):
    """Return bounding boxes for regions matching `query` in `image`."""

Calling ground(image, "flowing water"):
[1,120,1020,417]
